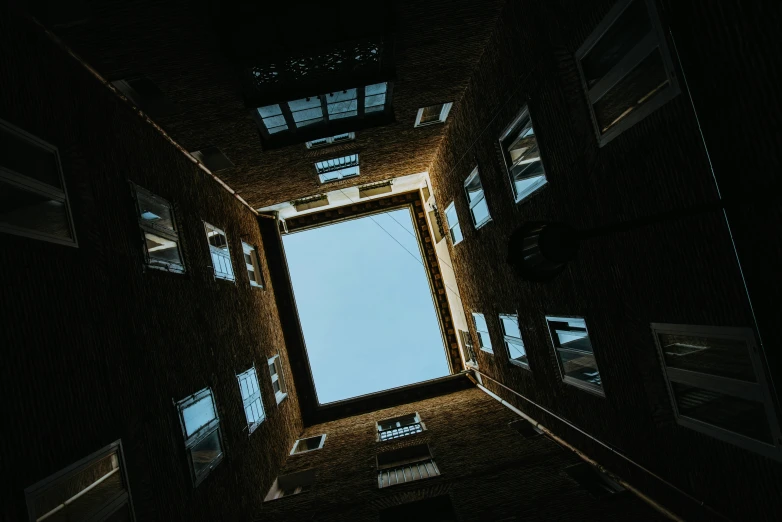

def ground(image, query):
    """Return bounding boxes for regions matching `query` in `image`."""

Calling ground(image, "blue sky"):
[283,208,450,404]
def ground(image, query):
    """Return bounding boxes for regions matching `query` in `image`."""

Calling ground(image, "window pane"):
[288,97,321,112]
[558,349,601,387]
[477,331,492,350]
[182,394,216,438]
[270,361,278,376]
[444,204,458,228]
[470,199,490,226]
[365,82,387,96]
[659,332,756,382]
[257,104,283,118]
[190,430,222,477]
[137,191,175,231]
[365,93,386,109]
[262,115,287,129]
[450,223,463,244]
[419,105,443,124]
[327,89,357,103]
[144,231,183,268]
[593,49,670,133]
[464,174,483,204]
[671,382,773,443]
[581,0,652,87]
[500,316,521,339]
[550,318,592,352]
[0,127,61,188]
[473,313,488,333]
[507,340,528,364]
[0,180,72,240]
[273,380,281,393]
[206,226,228,249]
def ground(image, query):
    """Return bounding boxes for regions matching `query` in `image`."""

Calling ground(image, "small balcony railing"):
[378,423,423,442]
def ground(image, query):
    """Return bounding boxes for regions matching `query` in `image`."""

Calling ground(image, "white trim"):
[443,201,462,246]
[414,102,454,127]
[204,221,235,282]
[463,166,492,229]
[545,316,605,396]
[290,434,327,455]
[498,106,548,204]
[651,323,781,461]
[575,0,681,147]
[0,118,78,247]
[268,354,289,405]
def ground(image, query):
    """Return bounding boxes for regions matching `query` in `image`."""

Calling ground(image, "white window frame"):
[290,434,327,455]
[305,132,356,149]
[500,313,529,369]
[499,106,548,203]
[575,0,680,147]
[443,201,462,246]
[132,184,185,273]
[204,221,235,282]
[414,102,453,127]
[376,413,425,442]
[314,153,360,183]
[459,329,478,368]
[463,166,491,229]
[268,354,288,404]
[24,440,135,522]
[175,387,225,487]
[472,312,493,354]
[546,316,604,396]
[651,323,782,461]
[237,365,266,435]
[0,118,77,247]
[242,241,264,288]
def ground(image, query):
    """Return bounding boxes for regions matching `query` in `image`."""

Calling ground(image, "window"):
[292,194,329,212]
[291,434,327,455]
[314,154,360,183]
[111,77,177,118]
[191,146,234,172]
[377,444,440,488]
[500,314,528,368]
[132,184,185,273]
[459,329,477,366]
[175,387,224,486]
[204,222,235,281]
[546,316,603,395]
[414,102,453,127]
[0,119,77,246]
[359,180,393,198]
[305,132,355,149]
[565,462,625,498]
[443,202,462,245]
[256,83,389,136]
[472,313,492,354]
[237,366,265,435]
[264,470,315,501]
[268,354,288,404]
[464,167,491,229]
[242,242,264,288]
[499,106,547,203]
[377,413,425,441]
[379,496,457,521]
[575,0,680,146]
[24,440,134,522]
[651,323,781,460]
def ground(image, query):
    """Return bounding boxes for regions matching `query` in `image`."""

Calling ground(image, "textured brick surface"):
[49,0,507,209]
[259,387,665,522]
[426,1,782,521]
[0,11,302,522]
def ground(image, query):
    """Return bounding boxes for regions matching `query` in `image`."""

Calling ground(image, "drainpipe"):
[468,371,730,522]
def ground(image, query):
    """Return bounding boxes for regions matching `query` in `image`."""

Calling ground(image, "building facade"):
[1,0,780,521]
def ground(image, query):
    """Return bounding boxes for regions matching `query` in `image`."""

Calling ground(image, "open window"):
[651,323,781,461]
[24,440,134,521]
[546,316,603,395]
[204,222,235,281]
[237,365,266,435]
[464,167,491,229]
[264,470,316,501]
[575,0,680,146]
[175,387,224,486]
[0,118,77,246]
[242,242,264,288]
[291,434,327,455]
[500,314,528,369]
[377,413,425,441]
[499,106,547,203]
[377,444,440,488]
[268,354,289,404]
[132,184,185,273]
[472,313,493,354]
[443,202,463,245]
[414,102,453,127]
[315,154,360,183]
[459,329,477,367]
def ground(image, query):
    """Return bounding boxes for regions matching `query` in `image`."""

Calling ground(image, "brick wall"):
[260,387,665,521]
[0,11,302,521]
[426,1,782,520]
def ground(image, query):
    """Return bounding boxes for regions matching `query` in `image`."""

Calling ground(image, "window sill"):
[474,217,493,230]
[509,359,530,370]
[276,392,288,405]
